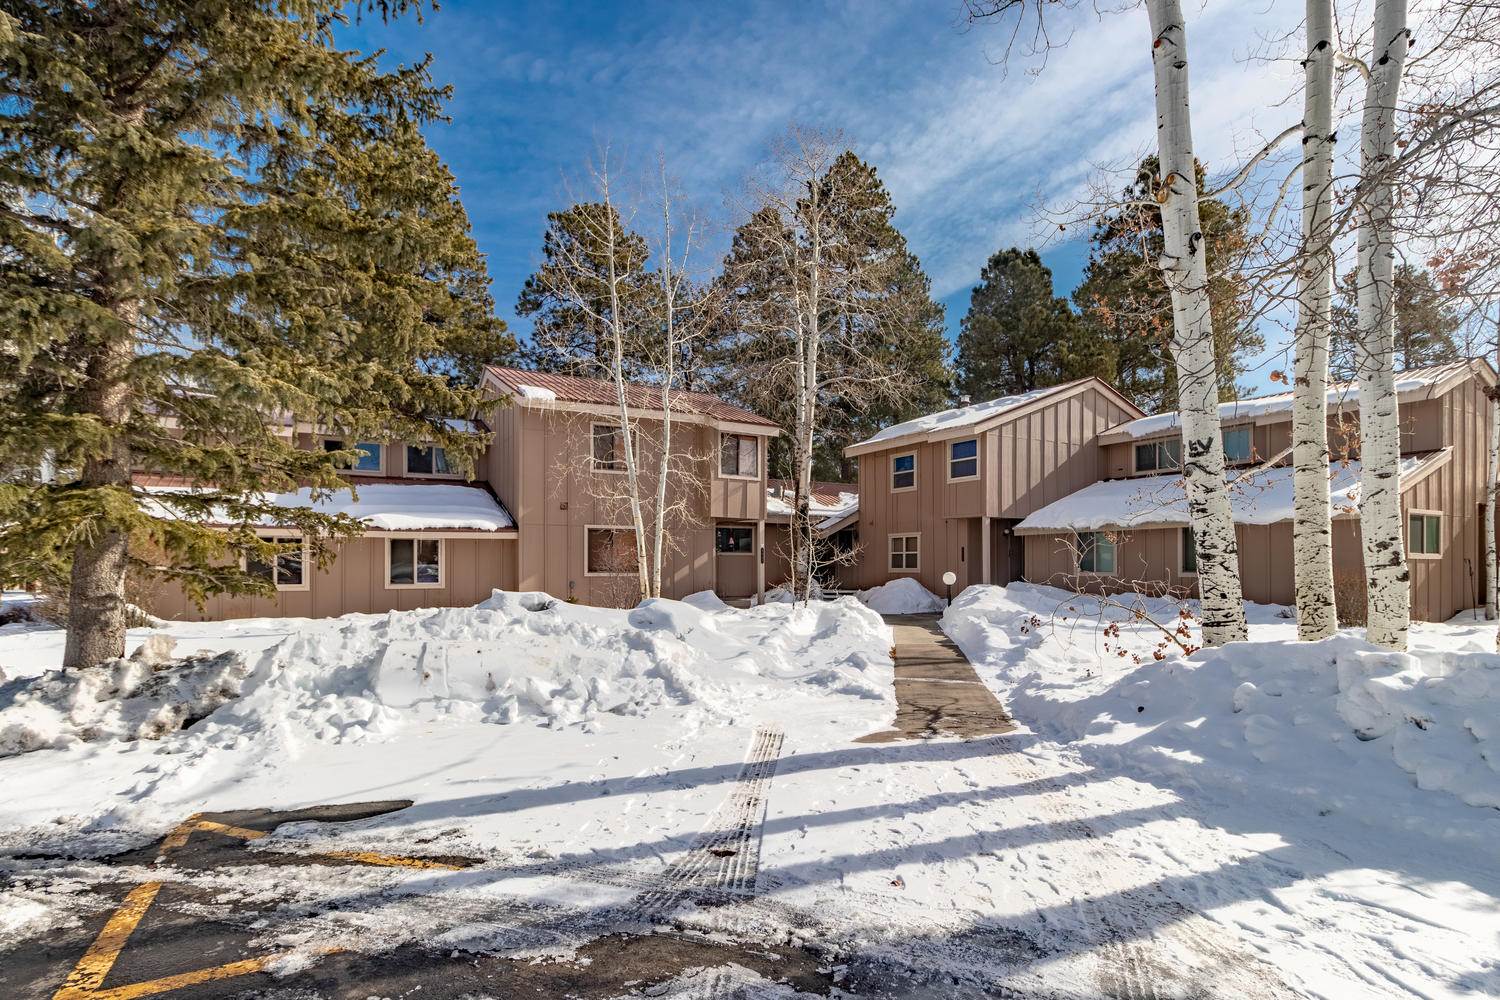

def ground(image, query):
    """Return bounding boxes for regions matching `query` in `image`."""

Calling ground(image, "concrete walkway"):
[858,614,1015,743]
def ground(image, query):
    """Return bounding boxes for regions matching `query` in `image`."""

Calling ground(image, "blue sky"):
[340,0,1300,395]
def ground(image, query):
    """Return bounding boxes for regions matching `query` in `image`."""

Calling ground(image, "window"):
[248,536,307,590]
[1180,526,1198,575]
[720,433,759,478]
[891,453,916,491]
[949,439,979,481]
[324,439,382,473]
[1222,426,1252,465]
[1408,512,1442,557]
[1077,531,1117,575]
[716,525,754,554]
[592,424,626,473]
[1134,438,1181,473]
[388,538,442,587]
[406,445,454,476]
[586,527,639,575]
[889,534,920,572]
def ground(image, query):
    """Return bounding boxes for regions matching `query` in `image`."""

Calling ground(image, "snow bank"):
[858,577,945,614]
[943,583,1500,812]
[0,648,248,756]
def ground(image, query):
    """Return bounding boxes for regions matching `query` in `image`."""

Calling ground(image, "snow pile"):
[858,577,945,614]
[0,646,248,756]
[204,590,893,741]
[942,583,1500,811]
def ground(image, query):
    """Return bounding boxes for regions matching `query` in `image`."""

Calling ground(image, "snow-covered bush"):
[858,577,945,614]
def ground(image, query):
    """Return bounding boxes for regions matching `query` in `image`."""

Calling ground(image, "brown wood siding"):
[142,536,518,622]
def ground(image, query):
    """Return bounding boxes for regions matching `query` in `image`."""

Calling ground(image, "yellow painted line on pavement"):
[52,882,163,999]
[310,849,468,870]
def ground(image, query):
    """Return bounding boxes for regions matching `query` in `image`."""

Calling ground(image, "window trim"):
[890,452,918,493]
[947,438,980,483]
[1075,530,1119,577]
[1407,509,1444,560]
[1178,526,1197,577]
[888,532,921,573]
[404,444,462,480]
[384,536,445,589]
[590,422,630,475]
[1132,437,1182,476]
[717,432,761,481]
[715,523,756,556]
[245,533,311,592]
[584,524,641,577]
[1221,425,1254,467]
[323,438,385,476]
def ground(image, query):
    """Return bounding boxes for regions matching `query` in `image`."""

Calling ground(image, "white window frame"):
[718,432,761,481]
[590,422,630,475]
[947,438,980,483]
[404,444,462,480]
[1178,526,1197,576]
[245,533,311,592]
[385,536,445,589]
[715,524,756,555]
[1407,509,1444,560]
[1133,438,1182,476]
[323,438,385,476]
[888,533,920,573]
[1076,531,1119,577]
[891,452,917,493]
[584,524,640,577]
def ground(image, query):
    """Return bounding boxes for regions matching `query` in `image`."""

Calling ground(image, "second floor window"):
[1222,426,1253,465]
[406,445,453,476]
[892,453,916,490]
[720,433,759,478]
[324,439,382,473]
[1135,438,1181,473]
[949,439,979,480]
[593,424,626,472]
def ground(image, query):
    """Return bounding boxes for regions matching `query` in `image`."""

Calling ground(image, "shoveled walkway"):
[857,613,1015,743]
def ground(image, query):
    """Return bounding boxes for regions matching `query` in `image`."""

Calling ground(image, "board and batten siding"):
[144,536,519,622]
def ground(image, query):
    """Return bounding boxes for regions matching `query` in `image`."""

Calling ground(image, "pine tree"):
[0,1,514,668]
[1331,264,1464,377]
[1072,157,1263,413]
[515,201,656,378]
[954,247,1105,400]
[718,151,948,483]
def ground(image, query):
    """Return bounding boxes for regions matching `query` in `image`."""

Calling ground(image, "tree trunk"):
[1292,0,1338,641]
[1486,388,1498,622]
[1146,0,1248,646]
[1354,0,1411,650]
[63,314,135,669]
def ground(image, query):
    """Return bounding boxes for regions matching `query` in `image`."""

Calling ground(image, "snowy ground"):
[1,585,1498,998]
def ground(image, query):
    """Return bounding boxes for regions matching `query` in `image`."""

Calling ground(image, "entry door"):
[715,523,757,599]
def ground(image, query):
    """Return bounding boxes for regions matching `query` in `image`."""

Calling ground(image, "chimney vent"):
[959,394,972,406]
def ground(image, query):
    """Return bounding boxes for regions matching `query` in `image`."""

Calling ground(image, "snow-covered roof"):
[853,382,1079,449]
[142,483,516,532]
[1103,362,1480,441]
[1014,450,1451,534]
[765,482,859,532]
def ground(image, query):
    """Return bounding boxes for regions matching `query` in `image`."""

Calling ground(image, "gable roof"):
[485,366,780,430]
[1099,360,1495,444]
[765,479,859,531]
[845,377,1144,458]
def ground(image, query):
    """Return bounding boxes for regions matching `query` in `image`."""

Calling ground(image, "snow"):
[855,382,1069,446]
[765,488,859,528]
[1016,451,1446,533]
[142,482,515,531]
[513,383,557,401]
[857,577,945,614]
[940,582,1500,995]
[1109,363,1467,439]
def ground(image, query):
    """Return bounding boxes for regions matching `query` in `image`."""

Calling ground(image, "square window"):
[720,434,759,477]
[1409,513,1442,556]
[593,425,626,472]
[325,439,382,473]
[249,536,305,589]
[716,526,754,553]
[949,439,979,480]
[406,445,452,476]
[1222,427,1252,464]
[889,534,919,571]
[389,538,441,586]
[587,527,639,575]
[892,453,916,491]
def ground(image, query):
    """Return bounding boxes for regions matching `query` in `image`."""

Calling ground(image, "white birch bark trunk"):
[1147,0,1248,645]
[1292,0,1338,640]
[1485,389,1498,623]
[601,209,651,603]
[1354,0,1411,650]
